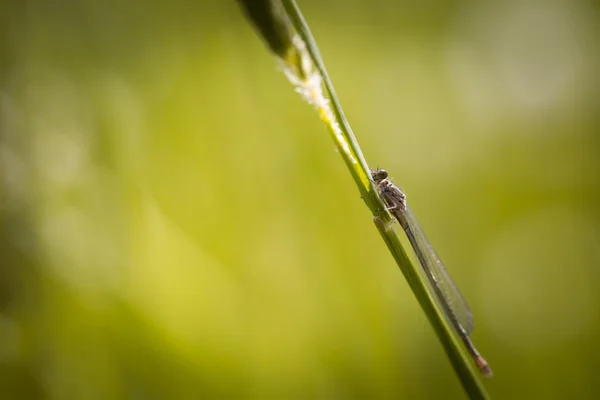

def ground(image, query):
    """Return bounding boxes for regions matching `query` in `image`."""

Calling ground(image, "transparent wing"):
[401,205,474,335]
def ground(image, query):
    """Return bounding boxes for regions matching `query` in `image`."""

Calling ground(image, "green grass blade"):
[237,0,492,397]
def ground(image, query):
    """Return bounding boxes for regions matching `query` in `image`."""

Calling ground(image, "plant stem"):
[239,1,492,398]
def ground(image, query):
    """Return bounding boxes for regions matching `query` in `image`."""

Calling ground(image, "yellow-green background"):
[1,0,599,398]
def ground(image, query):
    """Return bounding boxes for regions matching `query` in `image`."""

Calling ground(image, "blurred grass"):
[1,0,600,399]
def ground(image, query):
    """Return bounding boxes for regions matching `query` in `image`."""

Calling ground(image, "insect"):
[372,168,492,377]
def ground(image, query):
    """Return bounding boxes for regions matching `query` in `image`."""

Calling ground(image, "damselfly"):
[372,168,492,378]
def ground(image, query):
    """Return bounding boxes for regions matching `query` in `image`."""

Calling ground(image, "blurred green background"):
[1,0,599,398]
